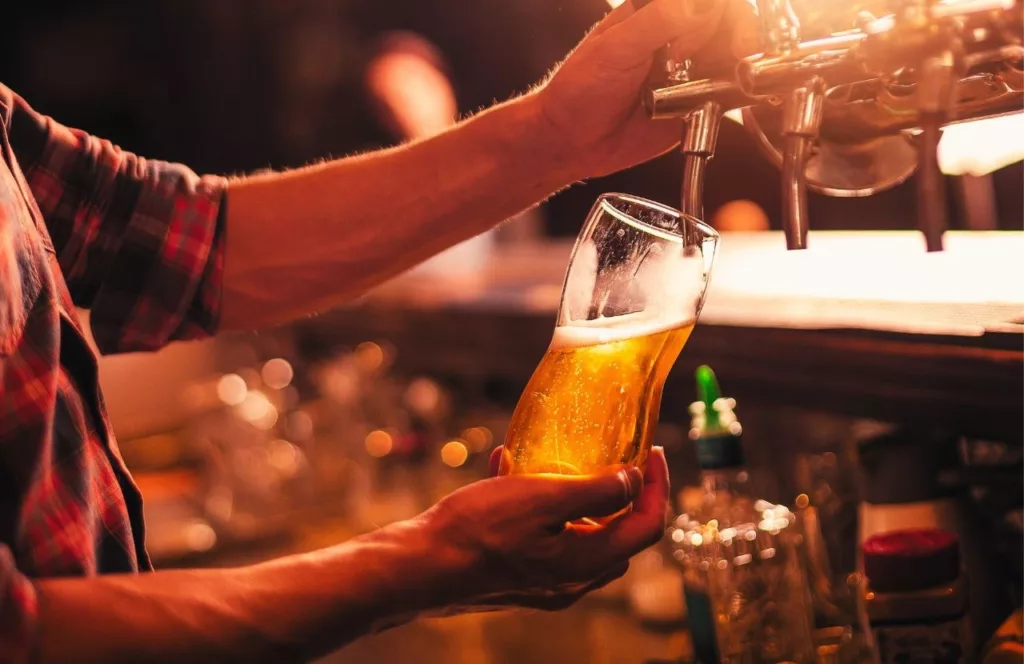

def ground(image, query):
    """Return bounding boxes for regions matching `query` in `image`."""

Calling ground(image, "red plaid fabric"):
[0,83,226,663]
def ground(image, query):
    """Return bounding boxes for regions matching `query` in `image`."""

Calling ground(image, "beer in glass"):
[499,193,718,478]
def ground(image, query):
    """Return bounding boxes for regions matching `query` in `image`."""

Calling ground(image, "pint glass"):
[499,194,718,478]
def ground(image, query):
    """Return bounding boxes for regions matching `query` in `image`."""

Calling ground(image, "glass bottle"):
[671,366,816,663]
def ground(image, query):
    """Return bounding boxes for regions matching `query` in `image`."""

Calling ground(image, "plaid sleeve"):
[0,547,36,664]
[7,89,227,354]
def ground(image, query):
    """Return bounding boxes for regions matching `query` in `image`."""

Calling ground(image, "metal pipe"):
[738,32,870,97]
[645,78,752,119]
[782,135,813,249]
[917,116,948,251]
[680,102,723,221]
[780,81,825,249]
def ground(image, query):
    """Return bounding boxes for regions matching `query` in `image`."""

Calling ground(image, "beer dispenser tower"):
[646,0,1023,251]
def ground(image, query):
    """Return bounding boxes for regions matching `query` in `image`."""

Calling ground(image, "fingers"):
[598,0,728,68]
[551,466,645,523]
[505,464,644,526]
[488,446,503,477]
[727,0,760,58]
[566,448,670,571]
[590,0,641,37]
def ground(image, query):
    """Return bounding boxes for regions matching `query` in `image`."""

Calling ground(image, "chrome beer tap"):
[645,0,1024,251]
[681,101,723,221]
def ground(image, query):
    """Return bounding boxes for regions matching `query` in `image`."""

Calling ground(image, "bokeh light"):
[365,429,394,457]
[262,358,294,390]
[441,440,469,468]
[216,374,248,406]
[461,426,493,453]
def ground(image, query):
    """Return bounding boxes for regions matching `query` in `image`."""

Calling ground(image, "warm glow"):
[441,440,469,468]
[938,114,1024,176]
[261,358,294,390]
[365,430,394,457]
[236,390,278,430]
[185,521,217,552]
[606,0,627,7]
[405,378,441,416]
[286,411,314,442]
[268,439,300,477]
[216,374,248,406]
[461,426,493,453]
[355,342,385,373]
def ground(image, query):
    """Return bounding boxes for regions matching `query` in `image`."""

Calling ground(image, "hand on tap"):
[535,0,734,178]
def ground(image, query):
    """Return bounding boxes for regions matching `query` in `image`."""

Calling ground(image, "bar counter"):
[298,231,1024,441]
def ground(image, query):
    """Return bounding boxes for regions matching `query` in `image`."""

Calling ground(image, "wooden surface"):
[297,232,1024,441]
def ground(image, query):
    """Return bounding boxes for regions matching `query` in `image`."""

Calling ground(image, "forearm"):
[221,91,574,330]
[35,522,462,664]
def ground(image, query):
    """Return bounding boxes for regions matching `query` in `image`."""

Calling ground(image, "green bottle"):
[673,366,815,663]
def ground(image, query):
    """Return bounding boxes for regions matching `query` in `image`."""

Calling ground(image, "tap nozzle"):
[780,80,825,250]
[915,53,958,252]
[681,101,722,222]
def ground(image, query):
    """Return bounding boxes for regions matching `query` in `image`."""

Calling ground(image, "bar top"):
[367,231,1024,339]
[301,231,1023,440]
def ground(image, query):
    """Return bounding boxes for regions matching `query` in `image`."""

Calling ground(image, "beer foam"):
[552,311,696,350]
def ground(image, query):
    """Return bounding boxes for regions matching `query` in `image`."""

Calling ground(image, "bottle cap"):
[863,528,961,593]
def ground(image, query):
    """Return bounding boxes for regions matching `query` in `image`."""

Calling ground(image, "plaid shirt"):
[0,83,226,663]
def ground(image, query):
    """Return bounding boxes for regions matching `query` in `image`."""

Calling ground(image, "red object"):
[0,83,225,658]
[863,529,962,593]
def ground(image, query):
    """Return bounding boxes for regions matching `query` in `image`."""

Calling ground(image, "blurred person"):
[365,31,542,253]
[365,31,458,141]
[0,0,750,662]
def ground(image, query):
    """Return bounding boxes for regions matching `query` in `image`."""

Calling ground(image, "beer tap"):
[681,102,723,222]
[641,0,1024,251]
[780,80,825,250]
[915,54,958,252]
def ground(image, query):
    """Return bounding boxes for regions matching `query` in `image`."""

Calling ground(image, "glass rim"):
[597,193,719,245]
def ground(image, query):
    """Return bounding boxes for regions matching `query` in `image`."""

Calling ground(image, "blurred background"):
[3,1,1022,663]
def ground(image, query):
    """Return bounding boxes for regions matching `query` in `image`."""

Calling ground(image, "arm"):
[33,453,668,664]
[222,0,728,330]
[35,522,459,664]
[222,94,564,329]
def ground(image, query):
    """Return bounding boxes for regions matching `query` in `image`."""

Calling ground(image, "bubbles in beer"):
[501,311,696,477]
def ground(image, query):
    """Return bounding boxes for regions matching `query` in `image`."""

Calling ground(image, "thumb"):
[489,446,503,477]
[527,466,645,524]
[598,0,727,68]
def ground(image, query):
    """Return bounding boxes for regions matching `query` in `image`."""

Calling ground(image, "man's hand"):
[416,446,671,613]
[31,450,671,663]
[222,0,749,329]
[535,0,728,180]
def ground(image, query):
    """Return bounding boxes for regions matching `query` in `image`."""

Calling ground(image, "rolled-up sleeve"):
[7,88,226,354]
[0,547,36,664]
